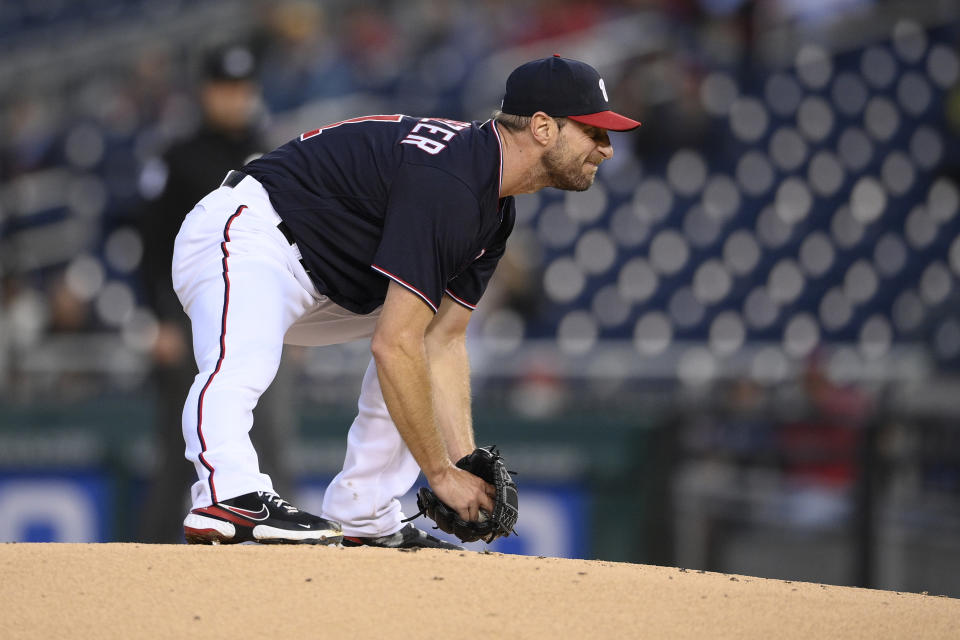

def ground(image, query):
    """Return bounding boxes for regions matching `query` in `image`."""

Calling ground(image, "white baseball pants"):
[172,174,421,537]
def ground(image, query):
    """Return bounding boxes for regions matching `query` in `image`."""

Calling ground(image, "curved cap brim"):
[568,111,641,131]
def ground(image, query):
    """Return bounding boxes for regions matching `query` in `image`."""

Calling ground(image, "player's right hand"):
[428,464,495,522]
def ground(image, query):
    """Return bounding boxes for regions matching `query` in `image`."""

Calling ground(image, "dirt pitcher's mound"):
[2,543,957,639]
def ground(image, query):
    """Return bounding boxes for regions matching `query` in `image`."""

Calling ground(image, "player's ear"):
[529,112,557,147]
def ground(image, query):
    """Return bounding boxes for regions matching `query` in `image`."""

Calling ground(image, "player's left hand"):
[409,446,518,543]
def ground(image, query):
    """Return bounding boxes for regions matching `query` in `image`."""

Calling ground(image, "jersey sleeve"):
[445,201,516,310]
[444,241,505,310]
[372,162,481,312]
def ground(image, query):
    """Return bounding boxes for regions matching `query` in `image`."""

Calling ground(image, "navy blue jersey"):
[242,115,515,314]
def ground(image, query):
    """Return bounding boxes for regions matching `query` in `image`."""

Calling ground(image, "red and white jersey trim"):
[300,114,404,141]
[444,289,477,310]
[371,265,438,313]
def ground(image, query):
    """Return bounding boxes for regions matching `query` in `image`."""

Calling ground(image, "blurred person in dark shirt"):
[136,44,297,542]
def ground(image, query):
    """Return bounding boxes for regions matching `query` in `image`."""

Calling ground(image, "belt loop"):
[275,221,310,274]
[277,220,297,245]
[221,170,245,188]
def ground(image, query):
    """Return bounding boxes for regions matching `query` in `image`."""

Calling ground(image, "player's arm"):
[371,282,494,521]
[425,295,476,461]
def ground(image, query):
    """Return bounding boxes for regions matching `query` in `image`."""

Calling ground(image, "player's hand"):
[428,465,496,522]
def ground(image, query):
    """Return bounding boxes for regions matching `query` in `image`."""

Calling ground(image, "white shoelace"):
[259,492,299,513]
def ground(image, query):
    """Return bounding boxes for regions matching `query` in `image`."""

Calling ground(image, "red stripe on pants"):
[194,204,247,504]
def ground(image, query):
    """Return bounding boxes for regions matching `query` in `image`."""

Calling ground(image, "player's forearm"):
[371,336,454,480]
[425,333,475,461]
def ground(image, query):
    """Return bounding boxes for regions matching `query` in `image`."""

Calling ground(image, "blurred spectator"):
[46,272,93,334]
[779,352,873,490]
[619,49,718,163]
[252,1,355,112]
[135,43,298,543]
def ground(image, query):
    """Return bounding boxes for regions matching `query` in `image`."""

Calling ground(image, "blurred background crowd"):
[1,0,959,596]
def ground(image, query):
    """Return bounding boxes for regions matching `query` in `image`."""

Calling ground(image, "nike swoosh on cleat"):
[221,503,270,521]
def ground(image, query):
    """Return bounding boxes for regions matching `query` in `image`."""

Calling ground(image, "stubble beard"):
[542,137,595,192]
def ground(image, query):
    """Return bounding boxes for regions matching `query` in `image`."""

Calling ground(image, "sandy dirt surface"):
[2,543,957,639]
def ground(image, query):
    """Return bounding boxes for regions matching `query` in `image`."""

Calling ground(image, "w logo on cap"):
[599,78,609,102]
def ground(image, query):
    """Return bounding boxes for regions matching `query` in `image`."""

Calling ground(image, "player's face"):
[542,120,613,191]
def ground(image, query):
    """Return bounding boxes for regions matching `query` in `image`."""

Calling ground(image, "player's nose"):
[597,137,614,160]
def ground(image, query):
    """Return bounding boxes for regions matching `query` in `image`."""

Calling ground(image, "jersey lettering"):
[400,134,447,155]
[411,121,456,141]
[299,114,404,141]
[399,118,469,155]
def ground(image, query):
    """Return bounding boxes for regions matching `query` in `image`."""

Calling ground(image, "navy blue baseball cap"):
[501,55,641,131]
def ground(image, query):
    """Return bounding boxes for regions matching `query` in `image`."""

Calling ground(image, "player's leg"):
[172,185,340,544]
[319,357,460,549]
[320,357,422,536]
[178,255,293,508]
[286,303,459,548]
